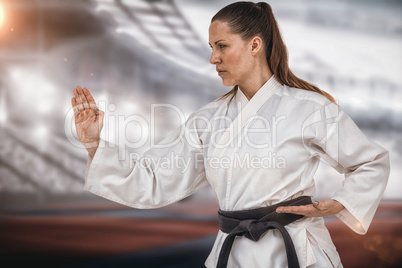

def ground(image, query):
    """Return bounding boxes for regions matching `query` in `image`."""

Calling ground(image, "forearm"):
[83,140,209,209]
[331,199,345,215]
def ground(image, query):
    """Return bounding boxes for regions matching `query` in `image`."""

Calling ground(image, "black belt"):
[217,196,312,268]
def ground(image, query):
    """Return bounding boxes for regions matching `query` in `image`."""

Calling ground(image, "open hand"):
[275,199,344,218]
[71,86,104,157]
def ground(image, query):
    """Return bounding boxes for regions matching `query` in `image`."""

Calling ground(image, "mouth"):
[217,69,226,77]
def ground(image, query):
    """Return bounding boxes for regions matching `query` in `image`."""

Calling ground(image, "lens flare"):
[0,3,4,27]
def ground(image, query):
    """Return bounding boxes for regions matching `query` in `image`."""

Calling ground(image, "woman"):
[71,2,390,268]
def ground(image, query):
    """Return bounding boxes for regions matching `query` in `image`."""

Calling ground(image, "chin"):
[221,78,236,87]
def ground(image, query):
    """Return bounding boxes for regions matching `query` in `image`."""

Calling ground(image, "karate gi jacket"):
[84,75,390,267]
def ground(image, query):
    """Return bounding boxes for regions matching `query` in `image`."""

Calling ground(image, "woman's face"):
[209,20,255,87]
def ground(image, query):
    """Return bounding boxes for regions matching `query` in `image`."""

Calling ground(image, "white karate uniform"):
[84,75,390,267]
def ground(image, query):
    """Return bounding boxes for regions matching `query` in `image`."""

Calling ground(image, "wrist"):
[85,139,100,158]
[332,199,345,214]
[87,147,97,158]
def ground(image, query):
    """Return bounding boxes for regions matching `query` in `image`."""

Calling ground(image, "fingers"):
[78,87,90,109]
[73,87,85,113]
[275,199,340,217]
[276,204,317,216]
[96,109,104,120]
[73,86,99,112]
[83,87,97,109]
[71,97,79,117]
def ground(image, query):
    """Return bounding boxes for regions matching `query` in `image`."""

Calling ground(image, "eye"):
[218,44,226,49]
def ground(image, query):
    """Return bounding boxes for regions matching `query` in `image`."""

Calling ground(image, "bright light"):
[10,68,22,80]
[35,84,55,114]
[0,89,6,124]
[10,67,57,114]
[0,3,5,27]
[34,125,48,139]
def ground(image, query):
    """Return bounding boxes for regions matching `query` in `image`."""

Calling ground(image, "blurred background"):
[0,0,401,267]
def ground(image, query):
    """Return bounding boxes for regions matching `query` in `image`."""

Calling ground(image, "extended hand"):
[275,199,344,217]
[71,86,104,157]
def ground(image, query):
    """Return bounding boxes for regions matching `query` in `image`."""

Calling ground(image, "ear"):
[250,36,263,55]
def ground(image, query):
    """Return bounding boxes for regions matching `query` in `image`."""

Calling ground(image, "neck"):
[238,64,273,101]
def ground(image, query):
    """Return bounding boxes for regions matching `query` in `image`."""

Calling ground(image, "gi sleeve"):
[83,111,209,209]
[309,101,390,234]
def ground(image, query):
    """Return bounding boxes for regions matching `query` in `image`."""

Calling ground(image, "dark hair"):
[212,1,336,103]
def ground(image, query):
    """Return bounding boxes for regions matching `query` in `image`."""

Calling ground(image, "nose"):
[209,50,220,65]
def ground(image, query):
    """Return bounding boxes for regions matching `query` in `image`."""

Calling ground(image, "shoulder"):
[275,85,332,106]
[270,85,344,121]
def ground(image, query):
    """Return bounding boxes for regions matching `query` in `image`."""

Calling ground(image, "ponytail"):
[212,1,337,104]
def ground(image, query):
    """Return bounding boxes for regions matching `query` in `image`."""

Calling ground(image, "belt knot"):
[217,196,313,268]
[238,219,266,241]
